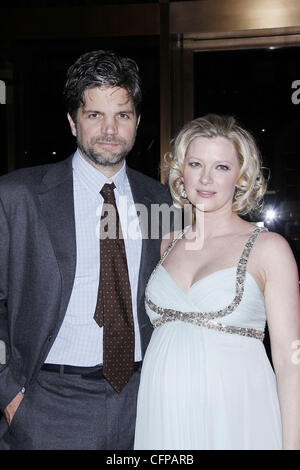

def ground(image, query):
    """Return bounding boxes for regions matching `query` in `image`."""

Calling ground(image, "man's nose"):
[101,116,117,134]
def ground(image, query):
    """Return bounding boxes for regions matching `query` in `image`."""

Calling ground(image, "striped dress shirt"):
[45,150,142,365]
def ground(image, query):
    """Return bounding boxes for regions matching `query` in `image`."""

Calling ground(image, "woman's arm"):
[263,233,300,450]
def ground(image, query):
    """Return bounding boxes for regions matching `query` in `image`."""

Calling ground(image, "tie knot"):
[100,183,116,203]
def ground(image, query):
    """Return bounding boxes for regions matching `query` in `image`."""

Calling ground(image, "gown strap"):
[145,225,268,341]
[146,227,188,290]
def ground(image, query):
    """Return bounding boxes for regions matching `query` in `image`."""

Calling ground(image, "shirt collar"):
[72,149,128,198]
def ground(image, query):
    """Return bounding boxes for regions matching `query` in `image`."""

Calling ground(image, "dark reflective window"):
[0,36,160,179]
[194,47,300,270]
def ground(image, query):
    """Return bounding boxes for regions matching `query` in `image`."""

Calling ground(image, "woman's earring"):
[181,188,187,199]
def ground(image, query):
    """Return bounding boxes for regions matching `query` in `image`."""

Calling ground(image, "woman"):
[134,114,300,450]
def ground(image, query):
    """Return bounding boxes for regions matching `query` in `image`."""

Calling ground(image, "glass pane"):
[194,47,300,270]
[5,36,160,179]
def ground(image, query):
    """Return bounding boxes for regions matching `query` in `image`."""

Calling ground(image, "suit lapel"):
[37,156,77,320]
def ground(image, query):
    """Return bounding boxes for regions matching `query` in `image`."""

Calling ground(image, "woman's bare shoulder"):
[255,229,297,271]
[256,229,292,251]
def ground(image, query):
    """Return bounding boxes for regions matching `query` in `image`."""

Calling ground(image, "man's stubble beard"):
[77,133,137,168]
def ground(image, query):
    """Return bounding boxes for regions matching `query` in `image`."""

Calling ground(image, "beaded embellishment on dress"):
[145,226,267,341]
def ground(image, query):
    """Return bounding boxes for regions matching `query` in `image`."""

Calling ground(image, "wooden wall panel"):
[170,0,300,34]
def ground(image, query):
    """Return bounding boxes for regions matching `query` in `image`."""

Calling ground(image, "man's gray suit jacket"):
[0,155,173,415]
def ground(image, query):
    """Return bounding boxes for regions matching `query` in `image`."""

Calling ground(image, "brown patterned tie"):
[94,183,134,393]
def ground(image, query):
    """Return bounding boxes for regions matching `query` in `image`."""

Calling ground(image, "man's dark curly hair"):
[64,50,142,122]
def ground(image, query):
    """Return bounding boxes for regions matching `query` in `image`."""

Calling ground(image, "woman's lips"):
[197,190,216,198]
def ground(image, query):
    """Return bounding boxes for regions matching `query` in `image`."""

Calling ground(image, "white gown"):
[134,227,282,450]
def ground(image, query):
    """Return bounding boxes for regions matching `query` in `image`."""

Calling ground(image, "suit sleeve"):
[0,196,10,366]
[0,196,24,412]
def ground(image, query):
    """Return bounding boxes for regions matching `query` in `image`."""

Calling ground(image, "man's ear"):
[67,113,77,137]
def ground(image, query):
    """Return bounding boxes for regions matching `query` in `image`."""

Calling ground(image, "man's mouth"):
[96,142,119,147]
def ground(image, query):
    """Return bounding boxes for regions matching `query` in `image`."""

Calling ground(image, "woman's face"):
[182,136,241,214]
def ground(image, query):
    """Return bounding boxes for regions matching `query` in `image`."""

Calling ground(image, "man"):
[0,50,173,449]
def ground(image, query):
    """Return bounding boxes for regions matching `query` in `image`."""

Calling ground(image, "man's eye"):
[119,113,130,119]
[88,113,99,119]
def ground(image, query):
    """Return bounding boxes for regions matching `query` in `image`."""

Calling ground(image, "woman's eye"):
[189,162,201,167]
[217,164,230,171]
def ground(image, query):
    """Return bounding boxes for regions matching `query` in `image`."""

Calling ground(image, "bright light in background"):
[265,208,277,223]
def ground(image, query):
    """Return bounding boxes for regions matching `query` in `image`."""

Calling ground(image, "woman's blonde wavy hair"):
[164,114,267,216]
